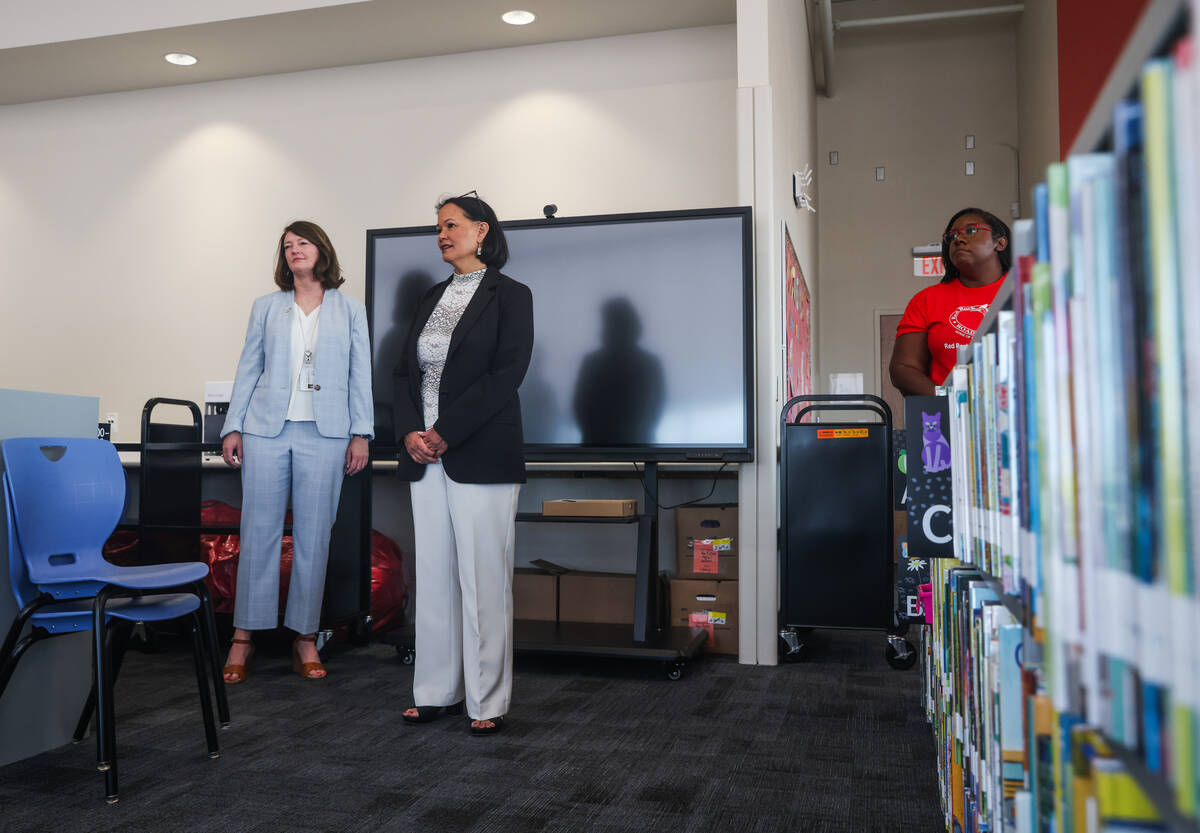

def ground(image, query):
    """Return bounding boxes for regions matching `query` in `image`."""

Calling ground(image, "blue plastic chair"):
[0,437,228,803]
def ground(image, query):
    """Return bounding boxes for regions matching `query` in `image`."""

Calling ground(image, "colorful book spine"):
[1143,58,1190,799]
[1170,35,1200,818]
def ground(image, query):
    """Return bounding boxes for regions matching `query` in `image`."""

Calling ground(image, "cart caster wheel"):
[886,621,910,638]
[350,616,372,647]
[396,646,415,665]
[885,639,918,670]
[665,662,684,681]
[778,633,805,663]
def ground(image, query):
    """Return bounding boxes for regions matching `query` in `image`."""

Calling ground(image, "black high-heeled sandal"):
[469,716,505,736]
[402,701,464,724]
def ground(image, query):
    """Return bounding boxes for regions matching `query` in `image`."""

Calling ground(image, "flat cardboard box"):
[558,571,635,624]
[513,568,557,622]
[675,504,739,579]
[543,499,637,518]
[669,578,738,655]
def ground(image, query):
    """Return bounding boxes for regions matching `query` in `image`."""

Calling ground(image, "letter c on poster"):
[922,504,951,544]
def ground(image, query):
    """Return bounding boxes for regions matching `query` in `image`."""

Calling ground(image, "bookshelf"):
[924,1,1200,830]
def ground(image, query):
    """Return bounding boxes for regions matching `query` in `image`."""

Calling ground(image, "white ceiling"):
[0,0,1019,107]
[0,0,737,106]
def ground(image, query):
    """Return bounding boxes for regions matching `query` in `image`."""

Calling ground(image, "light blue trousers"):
[235,420,348,635]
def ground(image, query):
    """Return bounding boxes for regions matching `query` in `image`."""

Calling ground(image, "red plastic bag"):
[104,500,407,633]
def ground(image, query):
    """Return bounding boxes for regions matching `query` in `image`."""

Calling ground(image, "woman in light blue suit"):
[219,220,373,683]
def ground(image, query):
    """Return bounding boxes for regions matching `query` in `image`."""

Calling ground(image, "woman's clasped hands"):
[404,428,447,463]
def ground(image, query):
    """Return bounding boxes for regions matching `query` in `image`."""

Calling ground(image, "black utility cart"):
[777,394,917,669]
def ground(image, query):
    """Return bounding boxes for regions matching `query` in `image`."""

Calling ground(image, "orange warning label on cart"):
[816,428,869,439]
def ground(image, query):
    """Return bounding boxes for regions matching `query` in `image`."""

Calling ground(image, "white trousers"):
[409,462,519,721]
[235,421,348,635]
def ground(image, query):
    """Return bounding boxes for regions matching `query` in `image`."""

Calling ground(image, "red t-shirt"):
[896,276,1006,385]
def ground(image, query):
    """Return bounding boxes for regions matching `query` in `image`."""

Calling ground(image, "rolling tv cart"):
[777,394,916,670]
[388,462,709,680]
[117,398,374,646]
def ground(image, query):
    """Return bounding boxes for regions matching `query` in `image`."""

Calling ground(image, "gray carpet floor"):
[0,628,944,832]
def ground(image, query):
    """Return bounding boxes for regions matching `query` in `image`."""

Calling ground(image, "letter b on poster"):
[904,396,955,558]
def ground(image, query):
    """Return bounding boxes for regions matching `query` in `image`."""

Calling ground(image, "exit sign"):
[913,255,945,278]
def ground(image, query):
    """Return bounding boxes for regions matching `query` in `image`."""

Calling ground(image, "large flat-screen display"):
[366,206,753,462]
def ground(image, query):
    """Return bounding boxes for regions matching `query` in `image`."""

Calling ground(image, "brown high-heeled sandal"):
[222,637,254,684]
[292,634,326,680]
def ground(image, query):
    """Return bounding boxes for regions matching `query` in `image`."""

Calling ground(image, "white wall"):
[816,20,1019,396]
[0,25,737,441]
[1016,0,1061,216]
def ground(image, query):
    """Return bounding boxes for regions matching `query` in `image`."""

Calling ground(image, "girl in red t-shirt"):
[890,207,1011,395]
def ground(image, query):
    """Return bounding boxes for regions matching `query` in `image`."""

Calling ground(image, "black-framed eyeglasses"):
[456,189,479,201]
[942,223,992,245]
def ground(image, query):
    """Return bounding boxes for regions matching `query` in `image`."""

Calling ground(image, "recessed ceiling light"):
[501,10,536,25]
[164,53,198,66]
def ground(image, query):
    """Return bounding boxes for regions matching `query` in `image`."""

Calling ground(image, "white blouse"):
[417,268,486,428]
[285,302,321,422]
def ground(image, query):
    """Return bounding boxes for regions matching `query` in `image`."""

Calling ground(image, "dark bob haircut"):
[436,193,509,270]
[940,207,1012,283]
[274,220,345,290]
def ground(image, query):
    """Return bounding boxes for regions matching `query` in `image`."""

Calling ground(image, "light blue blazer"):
[222,289,374,440]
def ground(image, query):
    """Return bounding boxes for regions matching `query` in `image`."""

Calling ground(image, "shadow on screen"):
[519,346,563,444]
[572,297,665,446]
[373,269,437,445]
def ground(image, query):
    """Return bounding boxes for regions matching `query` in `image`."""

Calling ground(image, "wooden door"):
[879,313,904,430]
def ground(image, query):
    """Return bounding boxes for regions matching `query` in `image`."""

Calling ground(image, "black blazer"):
[393,268,534,483]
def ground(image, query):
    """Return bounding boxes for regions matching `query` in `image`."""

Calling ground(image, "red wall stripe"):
[1057,0,1153,157]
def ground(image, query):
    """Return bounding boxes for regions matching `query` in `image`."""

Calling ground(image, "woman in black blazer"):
[393,192,533,735]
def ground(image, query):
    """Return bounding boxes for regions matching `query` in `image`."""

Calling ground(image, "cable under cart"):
[778,394,916,669]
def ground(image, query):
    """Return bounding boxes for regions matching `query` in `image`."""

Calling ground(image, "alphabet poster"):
[904,395,955,558]
[783,222,812,422]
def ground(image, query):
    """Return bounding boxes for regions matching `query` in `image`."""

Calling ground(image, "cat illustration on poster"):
[920,411,951,473]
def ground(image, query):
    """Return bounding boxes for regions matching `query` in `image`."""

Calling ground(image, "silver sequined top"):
[417,268,486,428]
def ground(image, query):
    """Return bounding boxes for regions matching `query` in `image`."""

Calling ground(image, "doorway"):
[878,313,904,430]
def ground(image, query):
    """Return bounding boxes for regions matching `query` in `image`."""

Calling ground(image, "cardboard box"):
[513,568,558,622]
[558,571,635,624]
[669,578,738,655]
[675,504,739,579]
[543,499,637,518]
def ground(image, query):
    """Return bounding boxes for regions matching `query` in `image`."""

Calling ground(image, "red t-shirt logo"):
[947,304,990,339]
